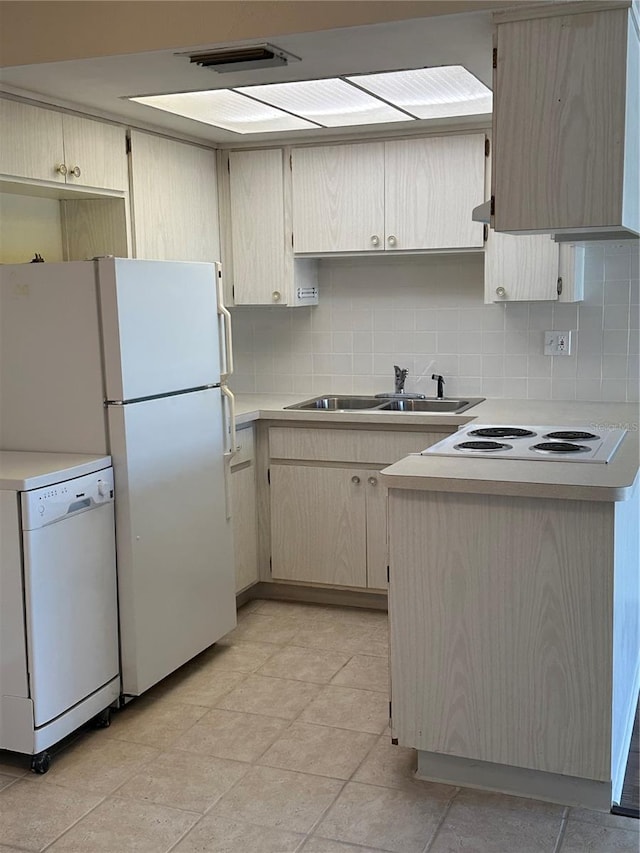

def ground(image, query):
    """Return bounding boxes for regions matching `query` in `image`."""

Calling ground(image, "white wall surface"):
[231,242,639,403]
[0,193,64,264]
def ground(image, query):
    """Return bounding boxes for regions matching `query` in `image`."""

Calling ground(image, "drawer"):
[269,427,453,465]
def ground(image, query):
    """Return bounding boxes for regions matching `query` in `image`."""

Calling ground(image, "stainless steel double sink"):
[285,395,484,414]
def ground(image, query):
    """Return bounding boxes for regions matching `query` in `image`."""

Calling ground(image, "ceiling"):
[0,1,516,147]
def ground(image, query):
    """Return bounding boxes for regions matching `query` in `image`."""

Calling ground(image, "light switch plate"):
[544,330,572,356]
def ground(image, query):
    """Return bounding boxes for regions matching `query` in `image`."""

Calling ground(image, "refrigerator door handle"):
[216,264,234,382]
[221,384,237,521]
[221,384,237,458]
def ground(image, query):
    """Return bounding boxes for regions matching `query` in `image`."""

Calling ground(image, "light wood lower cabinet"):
[230,427,258,593]
[387,482,640,802]
[270,465,387,589]
[268,425,452,591]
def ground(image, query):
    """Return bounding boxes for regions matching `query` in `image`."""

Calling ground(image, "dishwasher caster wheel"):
[93,707,111,729]
[30,751,51,774]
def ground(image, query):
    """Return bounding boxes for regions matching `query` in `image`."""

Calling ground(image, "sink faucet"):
[394,365,409,394]
[431,374,445,399]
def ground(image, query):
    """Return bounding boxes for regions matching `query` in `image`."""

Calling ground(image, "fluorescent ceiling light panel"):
[236,78,408,127]
[130,90,317,133]
[348,66,492,119]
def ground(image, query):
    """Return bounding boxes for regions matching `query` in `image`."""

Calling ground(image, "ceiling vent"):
[186,44,299,73]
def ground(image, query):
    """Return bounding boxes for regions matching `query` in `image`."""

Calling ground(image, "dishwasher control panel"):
[21,467,114,530]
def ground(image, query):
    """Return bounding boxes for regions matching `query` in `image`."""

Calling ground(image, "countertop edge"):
[379,467,638,502]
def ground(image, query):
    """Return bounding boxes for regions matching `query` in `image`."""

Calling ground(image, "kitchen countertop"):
[233,392,639,501]
[0,451,112,491]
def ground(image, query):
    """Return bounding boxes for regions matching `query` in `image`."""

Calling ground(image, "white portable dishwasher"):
[0,452,120,772]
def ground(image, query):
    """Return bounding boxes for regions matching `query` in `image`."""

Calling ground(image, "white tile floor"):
[1,599,638,852]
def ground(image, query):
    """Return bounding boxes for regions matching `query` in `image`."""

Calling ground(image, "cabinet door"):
[229,149,287,305]
[0,99,65,183]
[484,230,559,302]
[62,115,128,192]
[493,8,634,235]
[231,463,258,593]
[385,135,485,250]
[292,143,385,253]
[270,464,367,587]
[365,472,388,590]
[129,131,220,262]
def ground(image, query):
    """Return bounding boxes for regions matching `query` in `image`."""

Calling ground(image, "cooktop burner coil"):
[469,427,536,439]
[454,440,512,452]
[543,431,599,442]
[531,442,590,454]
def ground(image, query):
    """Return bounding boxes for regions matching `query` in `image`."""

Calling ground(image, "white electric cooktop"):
[422,425,627,464]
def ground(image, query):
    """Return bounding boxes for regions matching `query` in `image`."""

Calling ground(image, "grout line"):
[552,808,569,853]
[39,790,110,851]
[423,793,457,853]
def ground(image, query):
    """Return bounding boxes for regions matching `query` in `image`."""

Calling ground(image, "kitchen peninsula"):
[378,403,639,812]
[230,395,639,811]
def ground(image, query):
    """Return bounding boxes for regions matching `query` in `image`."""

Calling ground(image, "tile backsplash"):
[230,243,639,402]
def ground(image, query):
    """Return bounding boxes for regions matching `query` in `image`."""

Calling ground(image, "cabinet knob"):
[271,290,281,303]
[371,235,380,247]
[69,166,81,178]
[367,476,378,486]
[56,163,68,176]
[387,235,397,247]
[351,475,361,485]
[495,286,507,298]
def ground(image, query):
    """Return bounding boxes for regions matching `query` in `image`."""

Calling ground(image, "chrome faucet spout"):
[394,365,409,394]
[431,374,445,399]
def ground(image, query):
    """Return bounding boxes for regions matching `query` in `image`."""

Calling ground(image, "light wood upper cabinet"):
[292,142,385,254]
[229,149,287,304]
[484,230,585,303]
[292,135,485,254]
[385,135,485,251]
[492,2,639,239]
[0,100,65,183]
[226,148,318,306]
[0,99,127,192]
[129,130,220,262]
[61,114,128,192]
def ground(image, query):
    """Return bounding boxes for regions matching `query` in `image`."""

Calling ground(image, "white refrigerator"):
[0,258,237,696]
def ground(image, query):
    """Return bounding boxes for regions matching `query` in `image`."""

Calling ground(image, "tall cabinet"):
[129,130,220,262]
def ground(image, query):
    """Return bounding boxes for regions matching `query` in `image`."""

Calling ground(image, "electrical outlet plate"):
[544,331,572,356]
[293,285,319,306]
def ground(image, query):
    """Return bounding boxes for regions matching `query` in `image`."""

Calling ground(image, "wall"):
[0,193,64,263]
[0,1,509,66]
[230,242,639,403]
